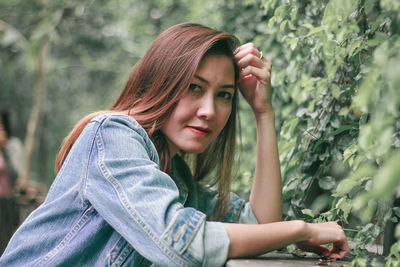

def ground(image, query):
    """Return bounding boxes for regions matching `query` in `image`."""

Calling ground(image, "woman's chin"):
[181,145,208,155]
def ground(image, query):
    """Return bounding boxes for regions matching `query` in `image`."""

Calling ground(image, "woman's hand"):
[234,42,273,115]
[296,222,350,259]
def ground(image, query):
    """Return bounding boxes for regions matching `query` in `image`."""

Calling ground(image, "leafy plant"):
[229,0,400,265]
[1,0,399,265]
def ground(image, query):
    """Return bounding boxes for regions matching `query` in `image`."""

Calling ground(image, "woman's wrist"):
[253,103,274,116]
[291,220,310,243]
[254,109,275,126]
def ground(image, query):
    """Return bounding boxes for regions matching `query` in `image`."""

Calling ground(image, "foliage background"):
[1,0,399,265]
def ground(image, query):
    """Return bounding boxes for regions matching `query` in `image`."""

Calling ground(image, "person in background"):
[0,23,349,266]
[0,114,12,198]
[0,111,20,255]
[0,111,23,185]
[0,109,45,209]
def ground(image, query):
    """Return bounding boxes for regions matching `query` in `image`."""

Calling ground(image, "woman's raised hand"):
[296,222,350,259]
[234,43,273,115]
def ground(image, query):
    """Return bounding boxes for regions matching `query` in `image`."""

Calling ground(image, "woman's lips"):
[188,126,211,137]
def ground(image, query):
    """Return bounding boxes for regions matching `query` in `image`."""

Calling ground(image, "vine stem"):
[285,98,337,222]
[343,228,359,232]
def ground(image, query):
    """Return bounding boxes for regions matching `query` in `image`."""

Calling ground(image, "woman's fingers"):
[328,222,349,258]
[240,63,270,83]
[234,42,261,60]
[235,43,271,83]
[299,222,349,259]
[235,43,265,70]
[329,237,350,259]
[234,42,274,113]
[236,53,264,69]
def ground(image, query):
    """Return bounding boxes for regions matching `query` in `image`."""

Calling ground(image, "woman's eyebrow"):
[194,74,235,89]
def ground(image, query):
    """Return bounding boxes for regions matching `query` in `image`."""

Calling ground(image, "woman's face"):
[161,54,235,156]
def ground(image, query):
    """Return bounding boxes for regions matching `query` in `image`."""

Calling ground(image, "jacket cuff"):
[203,222,230,266]
[184,221,230,266]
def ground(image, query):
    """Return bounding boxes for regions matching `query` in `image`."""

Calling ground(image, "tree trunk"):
[18,34,49,184]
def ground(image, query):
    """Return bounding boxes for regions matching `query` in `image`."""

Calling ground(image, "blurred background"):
[1,0,399,265]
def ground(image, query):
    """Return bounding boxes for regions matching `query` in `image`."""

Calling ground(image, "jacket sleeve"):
[197,184,259,224]
[84,115,229,266]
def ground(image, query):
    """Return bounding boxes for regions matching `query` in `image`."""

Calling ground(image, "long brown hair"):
[56,23,240,219]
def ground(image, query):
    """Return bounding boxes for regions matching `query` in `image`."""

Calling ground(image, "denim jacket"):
[0,113,258,266]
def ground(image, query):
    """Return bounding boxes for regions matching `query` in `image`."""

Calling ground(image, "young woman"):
[0,23,349,266]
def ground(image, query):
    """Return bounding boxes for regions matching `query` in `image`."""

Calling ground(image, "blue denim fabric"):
[0,113,258,266]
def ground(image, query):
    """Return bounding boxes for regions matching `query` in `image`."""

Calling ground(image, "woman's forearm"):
[249,111,282,223]
[223,220,307,258]
[223,220,349,259]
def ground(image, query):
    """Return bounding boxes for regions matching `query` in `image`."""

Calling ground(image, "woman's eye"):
[189,84,202,92]
[218,91,233,100]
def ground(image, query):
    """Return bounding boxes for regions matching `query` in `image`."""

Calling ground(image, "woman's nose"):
[196,95,216,120]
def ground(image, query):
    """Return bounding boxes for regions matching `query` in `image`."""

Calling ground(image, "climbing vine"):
[229,0,400,265]
[250,0,400,265]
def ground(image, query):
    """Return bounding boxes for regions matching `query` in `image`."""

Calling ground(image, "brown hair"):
[56,23,240,219]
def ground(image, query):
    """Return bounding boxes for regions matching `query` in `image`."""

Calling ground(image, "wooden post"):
[18,34,49,185]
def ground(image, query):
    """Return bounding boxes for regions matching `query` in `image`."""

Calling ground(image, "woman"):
[0,23,349,266]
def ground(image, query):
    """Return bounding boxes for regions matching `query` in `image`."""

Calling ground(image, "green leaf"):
[280,20,287,31]
[364,0,376,14]
[371,153,400,201]
[288,21,296,31]
[306,26,324,37]
[301,23,314,30]
[318,176,336,190]
[267,16,277,29]
[335,197,352,222]
[290,6,298,21]
[325,125,353,139]
[274,4,289,18]
[348,39,363,58]
[281,117,299,139]
[367,32,388,48]
[346,164,376,181]
[331,83,341,98]
[371,14,387,32]
[393,207,400,218]
[289,37,298,50]
[343,144,357,162]
[335,179,357,195]
[301,209,315,218]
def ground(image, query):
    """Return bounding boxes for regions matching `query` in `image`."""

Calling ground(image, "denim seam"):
[113,244,132,267]
[80,121,99,205]
[33,206,95,267]
[47,138,74,193]
[94,113,158,163]
[95,124,196,267]
[112,243,133,267]
[108,237,121,265]
[161,210,206,255]
[182,213,204,266]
